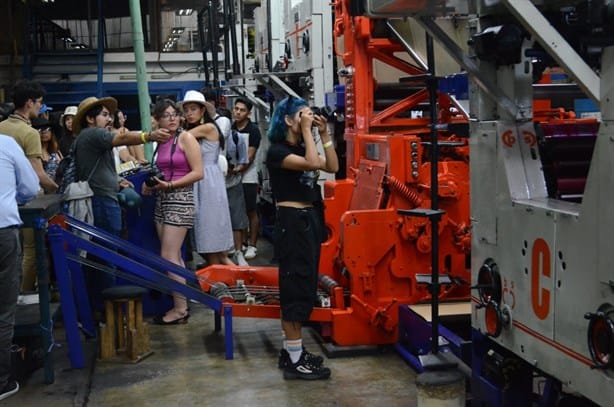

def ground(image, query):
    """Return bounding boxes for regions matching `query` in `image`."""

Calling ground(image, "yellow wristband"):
[140,131,148,144]
[323,140,333,149]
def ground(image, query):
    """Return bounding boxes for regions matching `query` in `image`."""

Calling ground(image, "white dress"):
[193,139,234,253]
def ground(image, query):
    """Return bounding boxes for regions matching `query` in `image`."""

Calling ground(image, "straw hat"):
[180,90,216,117]
[73,96,118,134]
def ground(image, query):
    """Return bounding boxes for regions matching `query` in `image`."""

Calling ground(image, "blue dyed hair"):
[267,96,308,143]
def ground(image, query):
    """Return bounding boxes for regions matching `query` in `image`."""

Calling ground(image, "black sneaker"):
[283,352,331,380]
[278,347,324,369]
[0,380,19,401]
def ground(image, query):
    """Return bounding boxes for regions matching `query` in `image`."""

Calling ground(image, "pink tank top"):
[155,132,191,181]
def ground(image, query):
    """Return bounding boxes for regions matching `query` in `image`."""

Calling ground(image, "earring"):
[200,117,204,124]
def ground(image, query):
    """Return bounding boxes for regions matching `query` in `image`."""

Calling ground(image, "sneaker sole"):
[0,382,19,401]
[278,349,323,369]
[279,358,323,370]
[283,370,331,380]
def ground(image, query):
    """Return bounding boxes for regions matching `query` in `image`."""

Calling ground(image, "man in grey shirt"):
[72,96,171,310]
[73,96,171,236]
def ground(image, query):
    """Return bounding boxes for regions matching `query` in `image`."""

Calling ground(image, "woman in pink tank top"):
[142,99,203,325]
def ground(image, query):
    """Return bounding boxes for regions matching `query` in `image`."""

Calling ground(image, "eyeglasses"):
[37,127,51,132]
[161,112,180,120]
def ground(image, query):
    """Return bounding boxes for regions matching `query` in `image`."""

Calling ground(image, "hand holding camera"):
[310,106,330,135]
[145,165,165,187]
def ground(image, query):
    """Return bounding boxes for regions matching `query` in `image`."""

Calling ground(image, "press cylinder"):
[416,369,465,407]
[318,274,339,293]
[210,282,234,302]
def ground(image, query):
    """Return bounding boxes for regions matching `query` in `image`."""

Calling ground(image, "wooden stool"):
[99,286,153,363]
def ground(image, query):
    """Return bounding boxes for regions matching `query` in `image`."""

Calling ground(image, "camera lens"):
[310,106,329,120]
[145,166,164,187]
[145,176,157,187]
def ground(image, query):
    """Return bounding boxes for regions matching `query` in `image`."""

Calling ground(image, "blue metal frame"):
[396,304,470,373]
[47,215,236,367]
[470,328,533,406]
[17,195,63,384]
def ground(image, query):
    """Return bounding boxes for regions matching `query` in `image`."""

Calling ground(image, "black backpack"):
[226,129,239,162]
[57,141,78,194]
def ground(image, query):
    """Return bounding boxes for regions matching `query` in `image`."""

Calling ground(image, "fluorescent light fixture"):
[176,9,194,16]
[71,43,87,49]
[171,27,185,35]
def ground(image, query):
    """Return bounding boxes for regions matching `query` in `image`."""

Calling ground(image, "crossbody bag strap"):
[86,156,101,182]
[73,138,101,183]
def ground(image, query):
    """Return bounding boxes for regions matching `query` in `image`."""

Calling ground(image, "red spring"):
[387,176,422,207]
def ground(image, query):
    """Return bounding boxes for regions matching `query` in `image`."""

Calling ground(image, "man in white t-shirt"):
[232,98,261,260]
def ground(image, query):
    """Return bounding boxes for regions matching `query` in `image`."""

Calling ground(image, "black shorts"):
[227,183,248,230]
[274,206,322,322]
[243,183,258,212]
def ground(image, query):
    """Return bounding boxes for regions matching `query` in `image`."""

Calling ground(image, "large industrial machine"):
[196,0,473,349]
[218,0,614,404]
[45,0,614,404]
[373,0,613,405]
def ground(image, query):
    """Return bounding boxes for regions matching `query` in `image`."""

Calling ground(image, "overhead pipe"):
[198,8,211,86]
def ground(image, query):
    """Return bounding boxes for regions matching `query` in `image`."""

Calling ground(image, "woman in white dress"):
[180,90,234,266]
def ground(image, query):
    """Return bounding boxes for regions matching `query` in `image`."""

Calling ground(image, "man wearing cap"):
[72,96,171,236]
[58,105,78,157]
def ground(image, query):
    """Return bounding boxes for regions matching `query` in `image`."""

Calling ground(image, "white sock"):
[286,339,302,364]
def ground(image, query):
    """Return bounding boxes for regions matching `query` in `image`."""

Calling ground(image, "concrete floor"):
[4,239,420,406]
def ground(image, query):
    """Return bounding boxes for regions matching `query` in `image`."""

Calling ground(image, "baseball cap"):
[63,106,78,116]
[39,104,53,114]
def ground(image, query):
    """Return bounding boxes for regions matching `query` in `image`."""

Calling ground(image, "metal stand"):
[397,32,451,369]
[17,194,63,384]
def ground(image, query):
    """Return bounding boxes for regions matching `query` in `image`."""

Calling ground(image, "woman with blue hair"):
[266,96,339,380]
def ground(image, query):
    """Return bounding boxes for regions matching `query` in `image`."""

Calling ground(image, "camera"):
[145,165,165,187]
[310,106,332,120]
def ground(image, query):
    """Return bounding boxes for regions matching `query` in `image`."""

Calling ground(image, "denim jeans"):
[0,227,21,388]
[86,196,121,311]
[92,195,122,236]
